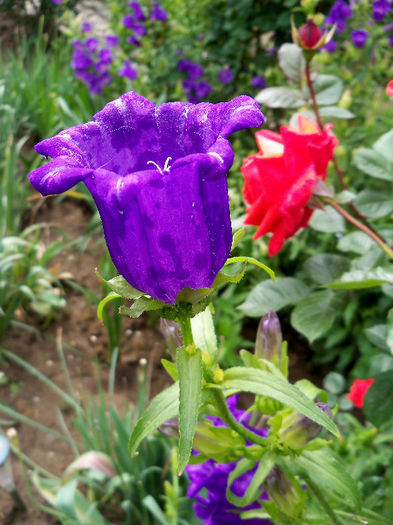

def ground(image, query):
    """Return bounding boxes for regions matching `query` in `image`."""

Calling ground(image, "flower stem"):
[323,197,393,260]
[306,476,344,525]
[211,388,267,448]
[178,315,193,347]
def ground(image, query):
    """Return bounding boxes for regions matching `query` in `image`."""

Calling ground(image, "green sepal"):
[177,345,203,474]
[231,228,245,251]
[96,272,144,300]
[128,382,179,456]
[213,263,248,287]
[161,359,178,381]
[97,291,121,322]
[221,367,338,437]
[226,452,276,507]
[225,256,275,281]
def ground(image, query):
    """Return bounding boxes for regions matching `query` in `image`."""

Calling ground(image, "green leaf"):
[231,228,245,251]
[222,367,338,436]
[282,448,361,510]
[119,296,165,318]
[239,278,311,317]
[191,307,218,360]
[225,256,275,281]
[226,453,276,507]
[326,267,393,290]
[363,370,393,427]
[291,290,345,342]
[97,291,121,322]
[318,106,355,119]
[338,231,375,254]
[364,324,389,352]
[128,382,179,455]
[176,287,213,304]
[373,129,393,163]
[277,43,305,83]
[161,359,178,381]
[386,308,393,354]
[312,74,344,106]
[98,273,144,300]
[323,372,345,394]
[255,87,307,108]
[142,495,169,525]
[177,346,203,474]
[302,254,350,285]
[354,189,393,219]
[308,206,346,233]
[213,264,247,287]
[353,148,393,181]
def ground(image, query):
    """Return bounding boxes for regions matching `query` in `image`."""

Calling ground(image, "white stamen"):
[147,160,164,174]
[163,156,172,172]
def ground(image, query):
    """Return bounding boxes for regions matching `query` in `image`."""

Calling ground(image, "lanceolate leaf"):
[128,383,179,455]
[177,346,203,474]
[221,368,338,436]
[281,448,361,511]
[97,291,121,323]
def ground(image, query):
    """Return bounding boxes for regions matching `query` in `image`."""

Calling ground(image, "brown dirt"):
[0,198,170,525]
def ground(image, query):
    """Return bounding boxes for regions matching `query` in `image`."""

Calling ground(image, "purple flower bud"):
[151,2,168,22]
[351,29,369,47]
[159,319,182,355]
[255,311,282,368]
[266,466,300,516]
[279,402,333,450]
[251,75,266,90]
[218,67,233,84]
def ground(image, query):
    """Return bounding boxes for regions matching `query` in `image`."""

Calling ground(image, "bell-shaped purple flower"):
[29,92,264,303]
[351,29,369,47]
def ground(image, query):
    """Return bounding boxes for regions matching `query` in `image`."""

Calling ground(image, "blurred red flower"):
[387,79,393,96]
[347,378,374,408]
[241,115,338,256]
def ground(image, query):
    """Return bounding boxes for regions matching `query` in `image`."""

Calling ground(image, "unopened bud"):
[64,451,117,480]
[266,466,302,516]
[255,311,282,368]
[292,17,335,58]
[279,402,332,450]
[160,318,183,356]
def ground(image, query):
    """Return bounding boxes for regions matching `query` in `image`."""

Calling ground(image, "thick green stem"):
[306,477,344,525]
[324,197,393,260]
[179,316,193,347]
[211,388,267,448]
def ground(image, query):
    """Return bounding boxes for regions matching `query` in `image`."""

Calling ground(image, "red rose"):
[241,115,338,256]
[347,378,374,408]
[387,79,393,97]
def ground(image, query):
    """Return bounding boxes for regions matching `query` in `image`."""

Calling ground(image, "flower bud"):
[279,402,332,450]
[298,19,323,49]
[160,318,182,356]
[0,435,14,492]
[64,451,117,480]
[255,311,282,368]
[266,466,302,516]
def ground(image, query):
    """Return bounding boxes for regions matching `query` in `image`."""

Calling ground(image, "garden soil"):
[0,199,320,524]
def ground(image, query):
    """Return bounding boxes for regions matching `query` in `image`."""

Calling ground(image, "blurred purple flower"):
[85,37,99,53]
[186,396,271,525]
[127,1,146,21]
[373,0,392,21]
[71,48,94,70]
[351,29,369,47]
[122,14,147,36]
[29,92,264,303]
[118,60,139,81]
[251,75,266,90]
[195,81,212,98]
[218,67,233,84]
[127,35,141,46]
[81,22,92,33]
[151,2,168,22]
[51,0,63,3]
[324,0,353,33]
[322,39,337,52]
[177,59,204,79]
[105,35,119,48]
[182,79,197,94]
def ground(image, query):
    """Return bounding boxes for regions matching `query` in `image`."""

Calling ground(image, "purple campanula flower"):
[122,14,146,36]
[51,0,63,3]
[177,59,190,72]
[324,0,353,33]
[389,33,393,46]
[151,2,168,22]
[373,0,392,21]
[251,75,266,90]
[127,1,146,21]
[182,79,196,95]
[105,35,119,48]
[71,48,94,70]
[118,60,138,81]
[81,22,92,33]
[218,67,233,84]
[186,396,271,525]
[29,92,264,303]
[188,62,204,80]
[351,29,369,47]
[85,37,99,53]
[195,81,212,98]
